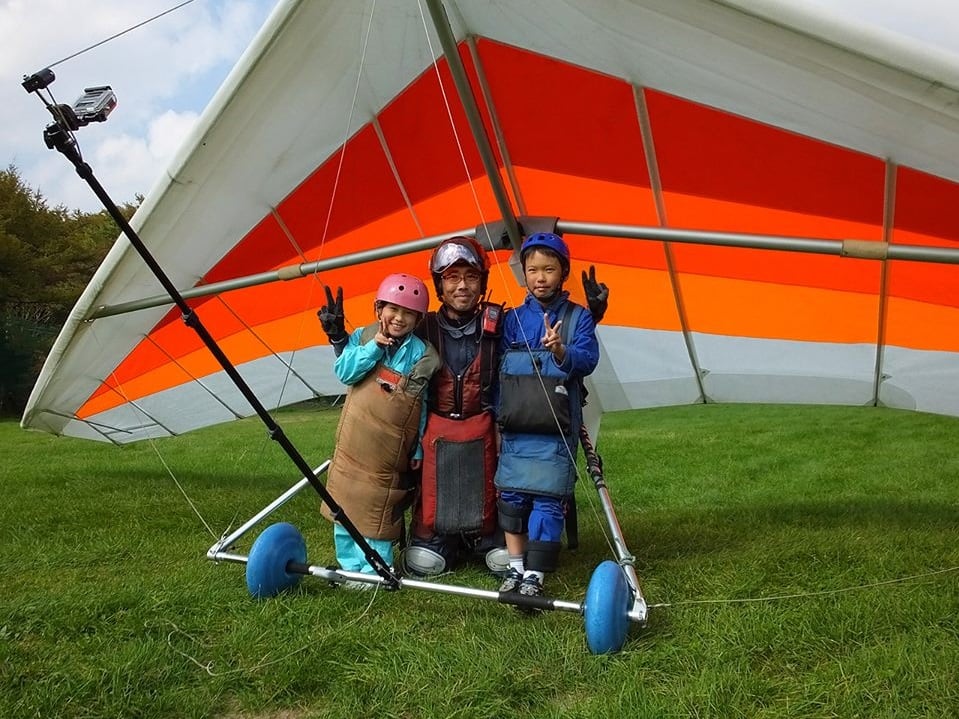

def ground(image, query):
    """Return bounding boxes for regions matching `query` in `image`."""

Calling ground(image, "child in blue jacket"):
[494,233,599,600]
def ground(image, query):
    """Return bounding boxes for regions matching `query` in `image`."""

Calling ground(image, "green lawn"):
[1,403,957,718]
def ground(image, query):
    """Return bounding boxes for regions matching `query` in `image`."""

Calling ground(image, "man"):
[318,235,608,576]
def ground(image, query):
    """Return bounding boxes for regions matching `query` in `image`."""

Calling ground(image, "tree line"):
[0,165,139,417]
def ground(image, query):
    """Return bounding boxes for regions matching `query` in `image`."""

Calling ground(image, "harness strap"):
[558,300,583,550]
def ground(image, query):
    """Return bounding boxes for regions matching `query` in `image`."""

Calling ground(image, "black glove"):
[318,285,348,354]
[581,265,609,323]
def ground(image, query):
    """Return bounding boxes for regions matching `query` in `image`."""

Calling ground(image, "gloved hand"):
[581,265,609,323]
[318,285,348,354]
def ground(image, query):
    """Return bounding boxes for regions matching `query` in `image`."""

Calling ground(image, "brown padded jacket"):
[322,327,440,539]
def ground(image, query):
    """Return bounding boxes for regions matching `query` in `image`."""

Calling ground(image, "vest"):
[322,327,440,539]
[420,302,502,419]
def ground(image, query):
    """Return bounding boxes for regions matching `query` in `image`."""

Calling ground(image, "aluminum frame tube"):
[295,563,583,614]
[88,231,472,320]
[206,465,642,622]
[90,218,959,321]
[557,220,959,264]
[207,463,328,560]
[423,0,523,250]
[579,428,649,625]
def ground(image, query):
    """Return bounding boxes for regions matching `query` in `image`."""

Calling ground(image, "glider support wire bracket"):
[25,75,401,591]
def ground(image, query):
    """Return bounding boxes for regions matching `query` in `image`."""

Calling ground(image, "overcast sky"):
[2,0,959,213]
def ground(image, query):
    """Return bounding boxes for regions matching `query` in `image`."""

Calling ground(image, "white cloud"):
[90,109,200,202]
[1,0,275,211]
[3,0,959,213]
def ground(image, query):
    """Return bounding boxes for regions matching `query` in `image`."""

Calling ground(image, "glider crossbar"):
[87,232,471,319]
[86,218,959,321]
[296,563,584,615]
[557,220,959,264]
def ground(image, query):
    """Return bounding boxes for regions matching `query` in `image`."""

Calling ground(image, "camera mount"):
[22,68,117,156]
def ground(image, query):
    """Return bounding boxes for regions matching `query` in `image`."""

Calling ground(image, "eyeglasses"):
[441,270,482,285]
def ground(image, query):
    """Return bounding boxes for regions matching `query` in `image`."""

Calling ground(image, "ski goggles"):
[431,241,483,274]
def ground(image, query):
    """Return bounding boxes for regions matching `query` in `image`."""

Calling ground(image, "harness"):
[421,302,502,418]
[497,301,584,436]
[412,302,503,539]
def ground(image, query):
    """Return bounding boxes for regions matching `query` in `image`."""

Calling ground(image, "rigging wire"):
[146,440,219,540]
[648,565,959,611]
[412,0,619,561]
[315,0,379,267]
[81,322,220,539]
[45,1,196,69]
[29,2,198,171]
[414,0,504,275]
[267,0,380,411]
[245,0,380,416]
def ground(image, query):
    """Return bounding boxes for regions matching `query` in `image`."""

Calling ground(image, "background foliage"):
[0,165,138,415]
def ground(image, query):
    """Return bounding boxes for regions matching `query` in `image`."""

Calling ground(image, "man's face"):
[440,263,483,314]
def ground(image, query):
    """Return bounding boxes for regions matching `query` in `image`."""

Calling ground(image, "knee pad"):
[403,534,458,576]
[497,498,529,535]
[484,546,510,575]
[400,545,448,576]
[526,540,561,573]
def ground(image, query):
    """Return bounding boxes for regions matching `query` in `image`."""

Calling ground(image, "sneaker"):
[518,574,544,599]
[498,568,524,593]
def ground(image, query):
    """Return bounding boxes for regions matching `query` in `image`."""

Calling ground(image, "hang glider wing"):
[21,0,959,443]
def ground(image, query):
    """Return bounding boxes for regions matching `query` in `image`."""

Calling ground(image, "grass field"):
[1,402,957,718]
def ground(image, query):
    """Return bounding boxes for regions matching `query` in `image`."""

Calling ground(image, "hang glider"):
[21,0,959,444]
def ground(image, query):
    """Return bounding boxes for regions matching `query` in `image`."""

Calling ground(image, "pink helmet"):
[376,273,429,314]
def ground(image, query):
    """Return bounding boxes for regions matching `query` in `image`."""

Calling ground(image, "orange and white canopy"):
[22,0,959,443]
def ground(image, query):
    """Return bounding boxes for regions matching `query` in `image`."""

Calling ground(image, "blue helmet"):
[520,232,570,277]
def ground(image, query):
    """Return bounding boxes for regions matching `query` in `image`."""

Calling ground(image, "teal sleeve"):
[334,327,384,385]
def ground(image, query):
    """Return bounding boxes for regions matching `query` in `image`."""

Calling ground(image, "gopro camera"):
[72,86,117,124]
[44,85,117,134]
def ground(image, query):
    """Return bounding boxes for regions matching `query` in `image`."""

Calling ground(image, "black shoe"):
[498,568,524,593]
[518,574,543,599]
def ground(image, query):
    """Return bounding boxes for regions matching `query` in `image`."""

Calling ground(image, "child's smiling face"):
[523,248,564,302]
[378,302,421,338]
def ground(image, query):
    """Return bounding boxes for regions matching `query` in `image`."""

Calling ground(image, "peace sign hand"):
[317,285,347,341]
[374,317,396,348]
[542,313,565,361]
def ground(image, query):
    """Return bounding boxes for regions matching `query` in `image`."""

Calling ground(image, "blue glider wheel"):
[245,522,307,598]
[584,560,632,654]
